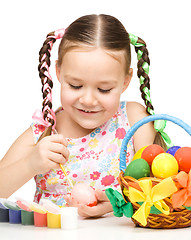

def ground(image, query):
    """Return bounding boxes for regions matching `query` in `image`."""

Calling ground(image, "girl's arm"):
[0,128,36,197]
[0,127,69,198]
[126,101,156,152]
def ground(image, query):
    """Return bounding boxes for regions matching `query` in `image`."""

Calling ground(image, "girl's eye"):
[98,88,112,93]
[69,84,82,89]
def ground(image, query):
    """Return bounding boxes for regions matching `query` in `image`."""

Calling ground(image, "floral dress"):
[31,101,135,206]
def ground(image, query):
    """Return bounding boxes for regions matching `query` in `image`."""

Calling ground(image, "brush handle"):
[60,164,73,188]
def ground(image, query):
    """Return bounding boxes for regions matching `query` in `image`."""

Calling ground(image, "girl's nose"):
[79,89,98,106]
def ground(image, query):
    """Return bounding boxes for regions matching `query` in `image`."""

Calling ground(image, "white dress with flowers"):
[31,101,135,206]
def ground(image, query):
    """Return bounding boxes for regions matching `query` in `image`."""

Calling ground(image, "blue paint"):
[9,209,21,224]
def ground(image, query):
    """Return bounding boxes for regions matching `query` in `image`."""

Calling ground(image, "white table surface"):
[0,213,190,240]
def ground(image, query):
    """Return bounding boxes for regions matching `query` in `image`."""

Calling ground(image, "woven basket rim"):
[118,171,191,228]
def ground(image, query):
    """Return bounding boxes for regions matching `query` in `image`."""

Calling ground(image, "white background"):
[0,0,190,201]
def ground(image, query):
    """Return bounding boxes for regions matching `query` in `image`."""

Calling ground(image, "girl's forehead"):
[61,48,126,74]
[64,47,126,60]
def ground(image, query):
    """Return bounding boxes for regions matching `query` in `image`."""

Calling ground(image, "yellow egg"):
[151,153,179,179]
[132,145,148,161]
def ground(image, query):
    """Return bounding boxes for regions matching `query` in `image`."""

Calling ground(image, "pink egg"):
[71,183,97,207]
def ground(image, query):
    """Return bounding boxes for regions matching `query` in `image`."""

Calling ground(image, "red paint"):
[34,212,47,227]
[87,201,97,207]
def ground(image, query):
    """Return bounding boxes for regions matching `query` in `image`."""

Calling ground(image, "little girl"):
[0,14,165,218]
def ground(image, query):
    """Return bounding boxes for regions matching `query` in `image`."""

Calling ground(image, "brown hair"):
[57,14,131,74]
[38,14,167,149]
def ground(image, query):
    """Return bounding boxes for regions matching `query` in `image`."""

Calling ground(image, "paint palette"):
[0,198,78,229]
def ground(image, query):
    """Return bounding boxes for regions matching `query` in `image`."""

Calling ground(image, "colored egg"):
[71,183,97,207]
[132,145,148,161]
[166,146,181,156]
[124,158,150,179]
[141,144,165,165]
[151,153,179,179]
[174,147,191,173]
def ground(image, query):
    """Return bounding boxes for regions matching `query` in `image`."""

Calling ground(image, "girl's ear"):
[122,68,133,93]
[55,60,61,83]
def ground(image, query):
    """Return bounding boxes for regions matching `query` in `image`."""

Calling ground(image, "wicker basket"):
[118,114,191,229]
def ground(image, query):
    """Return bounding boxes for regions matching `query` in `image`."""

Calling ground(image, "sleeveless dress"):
[31,101,135,206]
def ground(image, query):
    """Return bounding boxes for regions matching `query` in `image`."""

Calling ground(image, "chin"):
[79,121,101,131]
[81,124,98,131]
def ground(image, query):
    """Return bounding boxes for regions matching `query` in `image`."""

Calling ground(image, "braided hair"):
[37,14,168,149]
[38,29,65,131]
[129,34,167,150]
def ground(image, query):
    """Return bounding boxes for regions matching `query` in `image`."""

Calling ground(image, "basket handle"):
[120,114,191,172]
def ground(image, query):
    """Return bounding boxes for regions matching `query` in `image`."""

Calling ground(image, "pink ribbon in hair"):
[54,28,65,39]
[32,109,56,130]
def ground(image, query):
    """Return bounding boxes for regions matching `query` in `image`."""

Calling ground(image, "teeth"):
[84,110,91,113]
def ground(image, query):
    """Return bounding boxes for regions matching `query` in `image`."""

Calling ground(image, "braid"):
[129,34,154,115]
[38,29,65,128]
[136,44,154,115]
[129,33,170,151]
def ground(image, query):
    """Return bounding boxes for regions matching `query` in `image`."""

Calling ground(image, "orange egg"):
[141,144,165,165]
[174,147,191,173]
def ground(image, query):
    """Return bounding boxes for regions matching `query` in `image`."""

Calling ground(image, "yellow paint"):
[47,212,61,228]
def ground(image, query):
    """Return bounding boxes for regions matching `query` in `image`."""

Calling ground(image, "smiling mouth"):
[83,110,95,113]
[78,109,99,113]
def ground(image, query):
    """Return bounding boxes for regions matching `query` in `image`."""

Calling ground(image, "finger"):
[47,134,68,146]
[43,162,61,173]
[78,202,112,218]
[78,204,99,218]
[63,195,72,206]
[48,142,70,159]
[64,196,79,207]
[47,151,67,164]
[95,190,109,202]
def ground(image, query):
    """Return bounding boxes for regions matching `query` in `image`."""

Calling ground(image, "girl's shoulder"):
[125,101,156,151]
[125,101,149,127]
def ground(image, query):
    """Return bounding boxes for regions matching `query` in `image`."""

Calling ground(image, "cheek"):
[60,86,75,107]
[101,91,121,111]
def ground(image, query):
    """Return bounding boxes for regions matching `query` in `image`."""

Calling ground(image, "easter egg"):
[151,153,179,178]
[174,147,191,173]
[166,146,181,156]
[132,145,148,161]
[141,144,165,165]
[71,183,97,207]
[124,158,150,179]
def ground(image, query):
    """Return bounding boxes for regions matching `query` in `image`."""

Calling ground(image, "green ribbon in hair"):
[129,33,173,149]
[154,120,173,149]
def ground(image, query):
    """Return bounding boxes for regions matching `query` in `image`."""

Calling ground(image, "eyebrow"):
[64,75,83,82]
[64,75,118,84]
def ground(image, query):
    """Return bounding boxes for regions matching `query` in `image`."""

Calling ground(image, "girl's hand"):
[64,189,113,218]
[29,134,70,174]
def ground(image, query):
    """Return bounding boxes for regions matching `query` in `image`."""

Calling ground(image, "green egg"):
[124,158,150,179]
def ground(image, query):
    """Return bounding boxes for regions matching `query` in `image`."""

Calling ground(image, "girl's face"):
[56,48,132,132]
